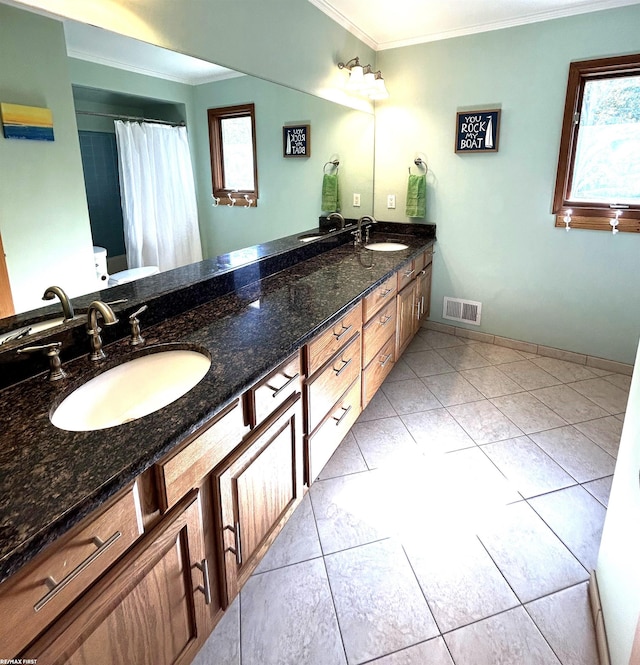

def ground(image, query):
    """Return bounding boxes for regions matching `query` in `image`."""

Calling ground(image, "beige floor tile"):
[435,345,492,370]
[368,638,454,665]
[478,502,588,603]
[420,329,467,348]
[490,392,567,434]
[318,431,368,480]
[447,400,524,444]
[352,416,420,469]
[421,372,484,406]
[526,583,599,665]
[529,485,606,570]
[531,384,609,424]
[310,470,392,554]
[444,606,561,665]
[465,341,526,364]
[325,540,438,665]
[573,415,623,457]
[241,559,346,665]
[460,365,524,398]
[381,378,441,415]
[530,356,598,383]
[530,426,616,483]
[499,360,562,390]
[402,349,456,377]
[405,533,519,632]
[384,357,418,382]
[254,493,322,573]
[404,333,432,353]
[603,373,632,391]
[356,390,396,422]
[402,408,476,453]
[569,377,629,414]
[192,595,240,665]
[582,476,613,507]
[482,436,576,498]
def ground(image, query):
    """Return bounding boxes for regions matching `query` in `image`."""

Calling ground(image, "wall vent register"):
[442,297,482,325]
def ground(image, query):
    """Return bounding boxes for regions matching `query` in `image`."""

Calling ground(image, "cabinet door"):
[396,280,417,356]
[215,393,303,603]
[415,265,431,333]
[24,491,211,665]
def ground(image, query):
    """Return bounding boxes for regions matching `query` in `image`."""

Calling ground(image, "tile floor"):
[193,329,629,665]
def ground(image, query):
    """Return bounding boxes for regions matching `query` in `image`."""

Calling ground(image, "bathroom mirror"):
[0,2,374,330]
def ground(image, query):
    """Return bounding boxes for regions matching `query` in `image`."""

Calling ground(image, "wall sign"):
[283,124,310,158]
[455,109,500,153]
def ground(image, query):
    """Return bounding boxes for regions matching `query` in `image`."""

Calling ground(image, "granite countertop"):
[0,226,434,583]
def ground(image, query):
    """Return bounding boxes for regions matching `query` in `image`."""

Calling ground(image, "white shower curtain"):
[114,121,203,272]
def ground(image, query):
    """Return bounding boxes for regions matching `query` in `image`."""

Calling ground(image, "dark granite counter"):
[0,223,435,584]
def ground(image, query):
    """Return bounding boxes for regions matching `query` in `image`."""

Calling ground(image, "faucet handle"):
[129,305,148,346]
[17,341,67,381]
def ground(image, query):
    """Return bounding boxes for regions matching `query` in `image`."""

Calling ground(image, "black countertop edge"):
[0,226,435,583]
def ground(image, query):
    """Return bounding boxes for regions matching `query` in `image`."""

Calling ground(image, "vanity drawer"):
[246,352,302,428]
[424,246,433,267]
[155,399,249,511]
[397,260,418,291]
[362,335,395,408]
[305,378,361,484]
[305,301,362,377]
[305,333,361,434]
[362,299,396,368]
[362,275,397,321]
[0,483,142,658]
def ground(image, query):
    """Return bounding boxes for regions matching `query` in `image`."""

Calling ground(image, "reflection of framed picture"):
[455,109,500,153]
[283,124,310,158]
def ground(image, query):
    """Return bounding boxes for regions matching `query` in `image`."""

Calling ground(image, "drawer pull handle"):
[404,269,415,278]
[333,323,353,341]
[333,357,352,376]
[267,372,300,399]
[379,314,392,326]
[194,558,212,605]
[224,523,243,566]
[379,352,392,368]
[34,531,122,612]
[421,296,425,316]
[380,287,392,297]
[333,404,352,426]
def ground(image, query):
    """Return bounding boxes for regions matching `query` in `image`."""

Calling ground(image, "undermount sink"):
[50,347,211,431]
[364,242,409,252]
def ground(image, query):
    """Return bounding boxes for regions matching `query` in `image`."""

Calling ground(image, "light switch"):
[353,193,361,207]
[387,194,396,209]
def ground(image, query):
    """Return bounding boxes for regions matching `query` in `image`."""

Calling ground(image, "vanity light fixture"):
[338,57,389,100]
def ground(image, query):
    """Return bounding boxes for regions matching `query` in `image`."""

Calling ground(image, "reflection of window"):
[208,103,258,206]
[553,54,640,232]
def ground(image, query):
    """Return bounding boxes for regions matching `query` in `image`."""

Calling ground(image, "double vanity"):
[0,221,435,663]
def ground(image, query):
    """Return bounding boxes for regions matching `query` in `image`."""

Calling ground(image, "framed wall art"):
[283,124,310,158]
[0,103,54,141]
[455,109,500,153]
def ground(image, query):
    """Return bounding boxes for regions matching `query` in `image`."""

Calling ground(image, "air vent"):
[443,297,482,325]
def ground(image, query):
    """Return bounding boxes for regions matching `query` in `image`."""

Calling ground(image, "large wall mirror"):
[0,1,374,331]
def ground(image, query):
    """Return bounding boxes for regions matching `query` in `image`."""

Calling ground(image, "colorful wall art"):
[0,103,54,141]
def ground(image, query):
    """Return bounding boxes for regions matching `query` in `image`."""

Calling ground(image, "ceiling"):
[308,0,640,50]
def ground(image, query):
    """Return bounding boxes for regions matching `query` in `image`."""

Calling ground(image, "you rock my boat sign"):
[455,109,501,153]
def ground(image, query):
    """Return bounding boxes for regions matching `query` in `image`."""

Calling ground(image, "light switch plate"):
[353,193,361,207]
[387,194,396,209]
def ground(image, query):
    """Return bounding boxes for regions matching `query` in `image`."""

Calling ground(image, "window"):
[208,103,258,207]
[553,54,640,232]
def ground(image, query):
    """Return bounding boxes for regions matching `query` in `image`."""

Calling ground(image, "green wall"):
[375,5,640,364]
[0,4,96,312]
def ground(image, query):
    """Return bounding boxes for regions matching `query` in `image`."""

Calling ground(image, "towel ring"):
[409,158,428,174]
[324,160,339,174]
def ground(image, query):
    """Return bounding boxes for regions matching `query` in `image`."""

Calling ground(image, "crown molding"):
[307,0,378,50]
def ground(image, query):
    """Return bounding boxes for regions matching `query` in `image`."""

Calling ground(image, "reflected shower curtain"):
[114,121,203,272]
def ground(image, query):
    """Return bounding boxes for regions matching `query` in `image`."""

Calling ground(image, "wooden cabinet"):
[363,274,397,320]
[24,490,210,665]
[213,392,303,604]
[396,280,417,357]
[396,247,433,356]
[415,263,432,328]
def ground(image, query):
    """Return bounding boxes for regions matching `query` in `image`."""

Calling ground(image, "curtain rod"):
[75,110,185,127]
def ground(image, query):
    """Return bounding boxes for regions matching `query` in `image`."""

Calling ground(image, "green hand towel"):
[405,174,426,218]
[321,173,340,212]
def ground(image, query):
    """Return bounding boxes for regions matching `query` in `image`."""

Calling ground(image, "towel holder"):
[409,158,427,174]
[324,159,339,174]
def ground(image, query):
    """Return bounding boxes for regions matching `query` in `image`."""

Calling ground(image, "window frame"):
[553,53,640,233]
[207,103,258,207]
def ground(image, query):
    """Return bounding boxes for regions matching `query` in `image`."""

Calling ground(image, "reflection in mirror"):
[0,2,374,338]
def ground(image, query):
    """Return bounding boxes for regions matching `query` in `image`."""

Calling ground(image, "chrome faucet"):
[86,301,119,361]
[327,212,346,231]
[354,215,377,245]
[42,286,74,321]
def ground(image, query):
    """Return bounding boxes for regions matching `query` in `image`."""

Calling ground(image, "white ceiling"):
[309,0,640,50]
